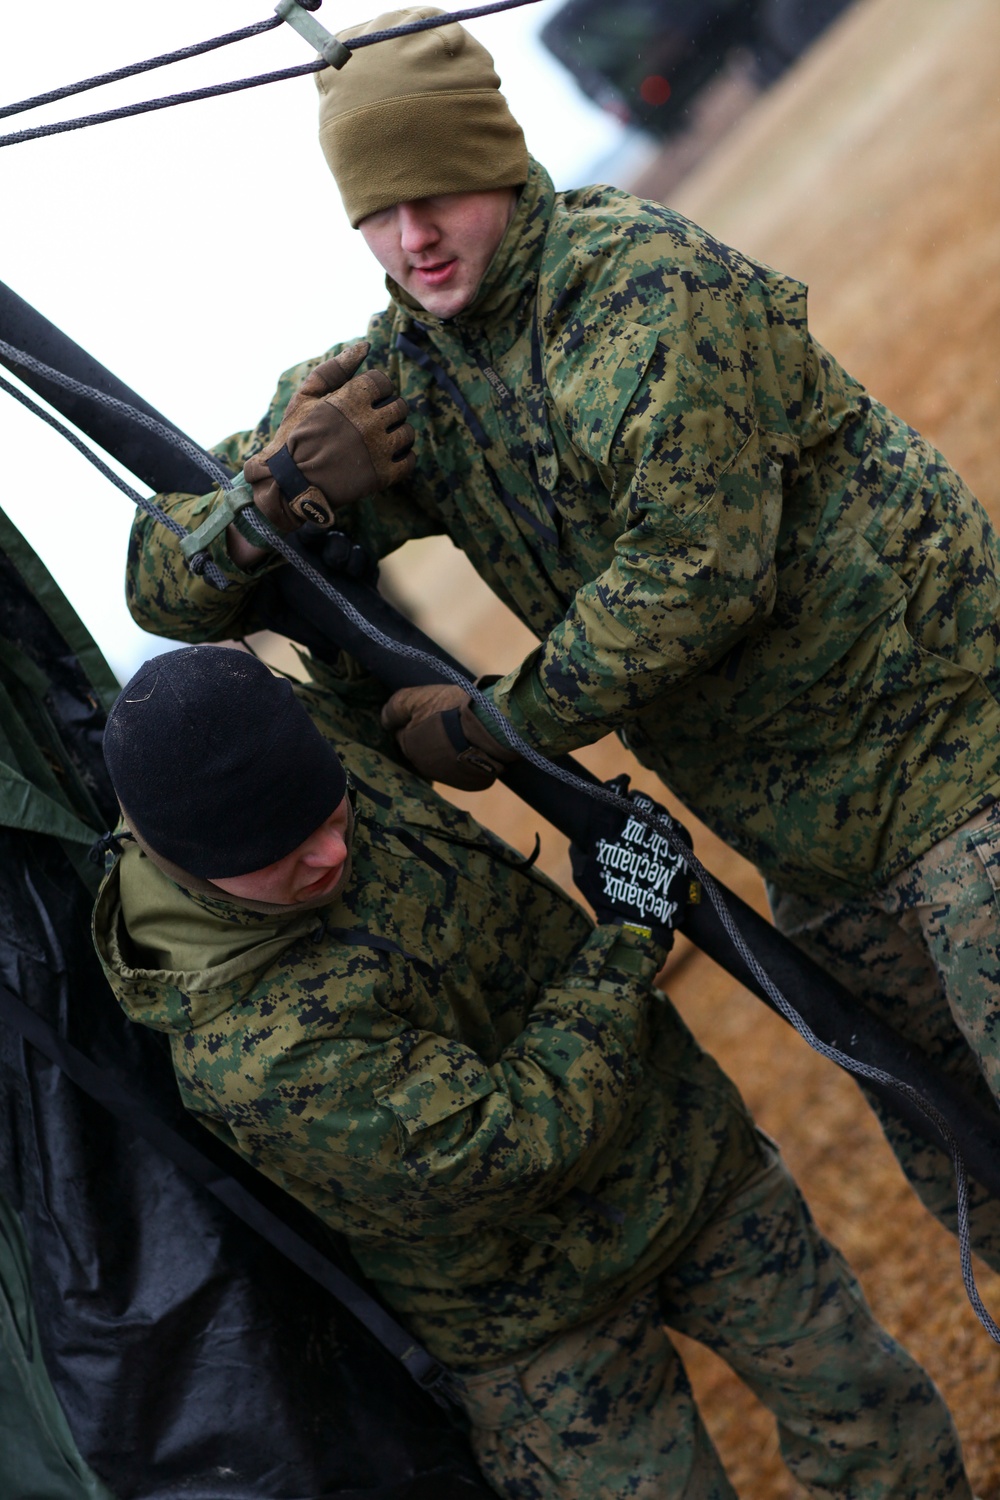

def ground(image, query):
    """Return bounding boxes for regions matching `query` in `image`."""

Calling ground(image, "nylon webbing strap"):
[441,707,471,756]
[0,979,455,1406]
[267,444,312,503]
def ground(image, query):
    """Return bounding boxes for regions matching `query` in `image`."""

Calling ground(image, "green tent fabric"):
[0,503,120,1497]
[0,507,120,713]
[0,498,492,1497]
[0,1191,116,1500]
[0,504,120,889]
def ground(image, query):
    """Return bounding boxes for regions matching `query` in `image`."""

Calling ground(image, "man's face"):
[359,188,517,319]
[209,796,352,906]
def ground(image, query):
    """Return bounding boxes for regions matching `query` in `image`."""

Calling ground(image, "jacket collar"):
[385,156,555,335]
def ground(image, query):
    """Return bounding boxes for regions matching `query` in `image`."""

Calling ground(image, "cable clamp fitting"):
[180,474,258,561]
[274,0,352,69]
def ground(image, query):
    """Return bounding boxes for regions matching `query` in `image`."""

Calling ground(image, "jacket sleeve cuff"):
[472,653,602,757]
[563,922,666,994]
[127,489,282,641]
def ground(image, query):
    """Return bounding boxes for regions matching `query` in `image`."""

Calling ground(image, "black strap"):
[388,827,455,882]
[266,443,312,503]
[482,460,560,549]
[466,346,560,532]
[323,924,440,981]
[440,706,471,757]
[396,327,563,557]
[349,773,392,809]
[0,976,457,1408]
[395,331,492,451]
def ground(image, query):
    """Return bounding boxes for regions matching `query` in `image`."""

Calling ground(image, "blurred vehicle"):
[541,0,856,136]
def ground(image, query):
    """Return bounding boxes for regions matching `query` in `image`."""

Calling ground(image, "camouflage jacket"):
[127,159,1000,899]
[92,679,758,1371]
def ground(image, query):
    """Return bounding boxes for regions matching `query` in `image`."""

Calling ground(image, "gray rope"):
[0,338,232,492]
[0,346,229,590]
[0,61,327,149]
[0,17,283,122]
[348,0,550,47]
[0,0,544,150]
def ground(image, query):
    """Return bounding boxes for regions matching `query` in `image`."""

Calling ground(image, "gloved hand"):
[569,776,695,951]
[243,342,415,532]
[380,683,520,791]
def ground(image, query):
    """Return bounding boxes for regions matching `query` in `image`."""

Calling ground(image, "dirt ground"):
[265,0,1000,1488]
[630,0,1000,1489]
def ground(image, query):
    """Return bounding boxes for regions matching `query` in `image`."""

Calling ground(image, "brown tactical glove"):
[242,341,415,532]
[381,684,520,791]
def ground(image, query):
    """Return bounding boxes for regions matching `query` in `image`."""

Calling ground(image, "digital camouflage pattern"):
[92,674,970,1497]
[127,159,1000,906]
[771,797,1000,1273]
[458,1142,971,1499]
[93,670,761,1369]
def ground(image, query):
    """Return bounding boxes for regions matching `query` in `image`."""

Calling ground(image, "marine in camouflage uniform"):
[92,645,971,1500]
[125,10,1000,1265]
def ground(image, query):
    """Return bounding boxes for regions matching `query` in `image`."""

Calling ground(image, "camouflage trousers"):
[453,1139,968,1499]
[770,798,1000,1272]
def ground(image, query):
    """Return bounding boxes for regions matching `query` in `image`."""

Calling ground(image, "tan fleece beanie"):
[316,7,528,227]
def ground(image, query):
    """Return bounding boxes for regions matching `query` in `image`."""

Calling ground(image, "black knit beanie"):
[103,646,348,880]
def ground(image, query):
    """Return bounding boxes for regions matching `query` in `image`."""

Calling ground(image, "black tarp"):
[0,504,489,1499]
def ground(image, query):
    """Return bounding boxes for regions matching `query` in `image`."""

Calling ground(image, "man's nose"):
[302,827,346,868]
[398,203,439,254]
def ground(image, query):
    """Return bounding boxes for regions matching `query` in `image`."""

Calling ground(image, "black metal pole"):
[5,275,1000,1199]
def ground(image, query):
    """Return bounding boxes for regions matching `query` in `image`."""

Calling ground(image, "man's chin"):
[410,278,474,320]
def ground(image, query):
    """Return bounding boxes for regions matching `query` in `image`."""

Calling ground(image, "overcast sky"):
[0,0,632,681]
